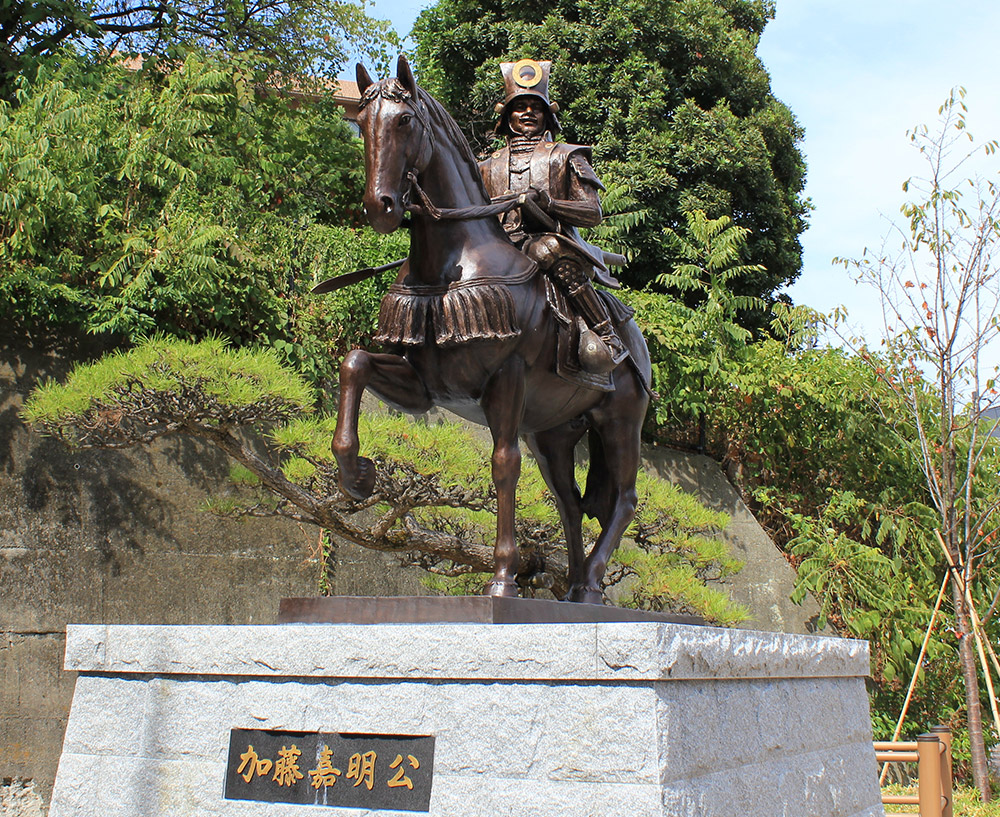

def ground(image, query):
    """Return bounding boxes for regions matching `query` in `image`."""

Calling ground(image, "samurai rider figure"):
[479,58,628,374]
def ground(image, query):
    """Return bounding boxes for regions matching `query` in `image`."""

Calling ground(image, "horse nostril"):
[381,196,394,214]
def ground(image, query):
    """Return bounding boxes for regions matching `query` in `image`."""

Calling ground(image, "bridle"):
[360,80,433,211]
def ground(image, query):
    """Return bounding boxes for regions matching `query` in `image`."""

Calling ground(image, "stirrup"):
[578,320,628,374]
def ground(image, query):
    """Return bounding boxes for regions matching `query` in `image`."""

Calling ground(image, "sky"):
[353,0,1000,347]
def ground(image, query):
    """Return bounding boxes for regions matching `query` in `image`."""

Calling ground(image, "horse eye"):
[399,114,413,127]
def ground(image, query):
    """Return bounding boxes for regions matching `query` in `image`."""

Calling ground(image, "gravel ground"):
[0,780,44,817]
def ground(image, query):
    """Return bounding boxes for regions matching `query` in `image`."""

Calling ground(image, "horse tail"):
[581,427,615,526]
[618,315,656,399]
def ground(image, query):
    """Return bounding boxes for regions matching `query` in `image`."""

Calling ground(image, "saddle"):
[372,261,633,395]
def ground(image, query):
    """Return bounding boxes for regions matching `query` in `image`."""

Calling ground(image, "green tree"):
[647,254,1000,790]
[659,209,765,405]
[617,209,764,442]
[0,0,396,98]
[412,0,808,315]
[0,50,406,382]
[633,286,975,762]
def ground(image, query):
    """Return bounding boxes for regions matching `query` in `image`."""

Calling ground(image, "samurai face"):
[507,97,548,138]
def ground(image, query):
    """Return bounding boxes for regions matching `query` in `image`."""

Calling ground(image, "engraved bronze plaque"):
[225,728,435,811]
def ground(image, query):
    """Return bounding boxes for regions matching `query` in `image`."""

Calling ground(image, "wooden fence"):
[875,726,953,817]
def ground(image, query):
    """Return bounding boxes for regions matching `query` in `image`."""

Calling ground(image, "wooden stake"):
[936,530,1000,740]
[880,571,949,785]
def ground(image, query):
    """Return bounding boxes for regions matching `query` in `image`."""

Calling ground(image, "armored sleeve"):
[545,151,603,228]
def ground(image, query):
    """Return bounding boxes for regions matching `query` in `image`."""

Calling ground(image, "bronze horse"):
[332,56,651,604]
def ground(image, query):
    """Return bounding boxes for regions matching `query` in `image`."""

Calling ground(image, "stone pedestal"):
[49,620,883,816]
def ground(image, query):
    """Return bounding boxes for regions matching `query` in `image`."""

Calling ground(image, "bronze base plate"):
[277,596,705,626]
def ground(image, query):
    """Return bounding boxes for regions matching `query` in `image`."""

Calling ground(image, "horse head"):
[356,55,434,234]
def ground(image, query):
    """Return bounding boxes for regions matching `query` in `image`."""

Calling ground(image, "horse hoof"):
[566,586,603,605]
[339,456,376,500]
[484,579,519,598]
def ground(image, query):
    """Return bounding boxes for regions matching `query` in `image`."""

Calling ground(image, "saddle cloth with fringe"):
[374,265,633,393]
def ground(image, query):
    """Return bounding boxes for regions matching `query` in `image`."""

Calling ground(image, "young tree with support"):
[837,88,1000,802]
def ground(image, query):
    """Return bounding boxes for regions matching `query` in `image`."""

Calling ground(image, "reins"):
[405,171,523,221]
[406,171,559,232]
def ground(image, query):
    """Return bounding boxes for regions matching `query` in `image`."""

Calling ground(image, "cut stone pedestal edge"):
[50,621,884,817]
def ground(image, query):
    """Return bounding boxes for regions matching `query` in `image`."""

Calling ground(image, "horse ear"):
[396,54,418,98]
[356,63,374,94]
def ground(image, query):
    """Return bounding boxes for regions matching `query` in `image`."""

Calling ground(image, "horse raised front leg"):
[481,356,526,598]
[333,350,432,499]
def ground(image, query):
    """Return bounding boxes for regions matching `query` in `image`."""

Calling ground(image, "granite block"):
[660,744,882,817]
[64,622,870,681]
[51,623,883,816]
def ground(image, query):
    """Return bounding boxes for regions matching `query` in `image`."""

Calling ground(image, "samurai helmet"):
[494,58,561,135]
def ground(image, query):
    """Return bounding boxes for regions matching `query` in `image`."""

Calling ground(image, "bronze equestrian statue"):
[331,55,651,604]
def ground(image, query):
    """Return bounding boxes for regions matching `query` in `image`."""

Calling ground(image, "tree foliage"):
[620,146,1000,782]
[411,0,808,312]
[630,270,987,765]
[618,209,765,431]
[24,336,748,623]
[685,312,996,777]
[0,50,406,382]
[0,0,396,98]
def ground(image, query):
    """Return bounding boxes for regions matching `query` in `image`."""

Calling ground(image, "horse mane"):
[416,86,491,202]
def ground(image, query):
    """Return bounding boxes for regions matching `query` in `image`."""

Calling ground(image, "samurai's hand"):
[528,187,552,211]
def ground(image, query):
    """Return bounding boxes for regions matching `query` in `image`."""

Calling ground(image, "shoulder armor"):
[568,152,605,191]
[550,142,593,160]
